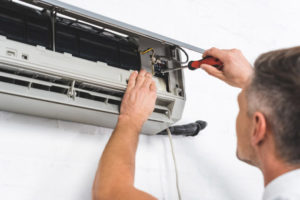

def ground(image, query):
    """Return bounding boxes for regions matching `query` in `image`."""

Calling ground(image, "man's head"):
[236,46,300,167]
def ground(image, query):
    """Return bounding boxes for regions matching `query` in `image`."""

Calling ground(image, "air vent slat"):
[0,64,172,118]
[75,87,121,102]
[0,71,65,87]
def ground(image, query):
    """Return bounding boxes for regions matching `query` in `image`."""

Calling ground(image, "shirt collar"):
[263,168,300,199]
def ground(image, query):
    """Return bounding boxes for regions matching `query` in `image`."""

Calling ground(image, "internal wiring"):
[140,48,157,75]
[175,46,189,65]
[156,46,189,65]
[167,127,182,200]
[140,46,189,74]
[140,48,154,55]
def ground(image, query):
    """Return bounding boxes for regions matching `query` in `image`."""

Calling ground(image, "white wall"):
[1,0,299,199]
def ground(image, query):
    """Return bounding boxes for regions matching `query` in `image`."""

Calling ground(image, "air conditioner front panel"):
[0,0,191,135]
[0,92,169,135]
[0,38,185,134]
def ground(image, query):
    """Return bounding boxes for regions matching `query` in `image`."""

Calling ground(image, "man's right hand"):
[200,47,253,88]
[118,70,157,132]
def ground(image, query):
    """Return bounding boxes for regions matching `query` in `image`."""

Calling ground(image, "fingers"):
[126,71,138,91]
[142,73,153,89]
[135,69,147,88]
[127,69,154,90]
[150,80,157,93]
[200,64,225,80]
[203,47,226,61]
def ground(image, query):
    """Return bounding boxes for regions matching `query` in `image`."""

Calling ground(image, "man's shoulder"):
[263,169,300,200]
[265,193,300,200]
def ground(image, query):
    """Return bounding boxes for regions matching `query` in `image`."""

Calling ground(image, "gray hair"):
[246,46,300,164]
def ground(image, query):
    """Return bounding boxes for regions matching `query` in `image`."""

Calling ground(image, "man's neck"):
[261,156,300,186]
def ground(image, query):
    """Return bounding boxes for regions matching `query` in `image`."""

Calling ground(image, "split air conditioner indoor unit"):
[0,0,204,134]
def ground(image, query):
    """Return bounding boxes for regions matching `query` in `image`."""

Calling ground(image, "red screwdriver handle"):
[188,56,223,70]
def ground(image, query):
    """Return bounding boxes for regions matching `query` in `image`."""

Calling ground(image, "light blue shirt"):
[263,169,300,200]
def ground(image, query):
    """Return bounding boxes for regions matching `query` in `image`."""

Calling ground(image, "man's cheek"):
[235,113,244,154]
[236,112,241,137]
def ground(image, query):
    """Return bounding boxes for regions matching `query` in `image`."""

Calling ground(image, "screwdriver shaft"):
[162,66,188,73]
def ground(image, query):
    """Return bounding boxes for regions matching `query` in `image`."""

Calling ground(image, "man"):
[92,46,300,200]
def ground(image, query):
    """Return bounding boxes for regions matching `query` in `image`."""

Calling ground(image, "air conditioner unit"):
[0,0,204,134]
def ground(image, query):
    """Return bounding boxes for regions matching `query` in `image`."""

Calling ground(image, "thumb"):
[200,64,225,80]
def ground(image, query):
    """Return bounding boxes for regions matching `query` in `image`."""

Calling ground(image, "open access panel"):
[0,0,205,134]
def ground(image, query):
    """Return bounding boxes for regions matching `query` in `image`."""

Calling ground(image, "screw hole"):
[22,54,28,60]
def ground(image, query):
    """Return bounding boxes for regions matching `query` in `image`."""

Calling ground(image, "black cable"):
[155,46,189,65]
[176,46,189,64]
[158,120,207,136]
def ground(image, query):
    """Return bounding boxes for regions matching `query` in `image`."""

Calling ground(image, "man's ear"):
[251,112,267,146]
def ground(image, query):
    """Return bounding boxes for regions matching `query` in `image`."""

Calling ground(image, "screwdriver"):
[161,56,223,73]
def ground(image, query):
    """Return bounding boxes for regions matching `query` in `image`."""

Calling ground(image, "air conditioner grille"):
[0,1,141,71]
[0,64,171,117]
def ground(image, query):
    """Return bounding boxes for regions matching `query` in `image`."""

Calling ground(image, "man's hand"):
[119,70,157,131]
[93,69,158,200]
[200,47,253,88]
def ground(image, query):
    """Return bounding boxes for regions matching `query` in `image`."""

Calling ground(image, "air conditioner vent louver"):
[0,64,170,118]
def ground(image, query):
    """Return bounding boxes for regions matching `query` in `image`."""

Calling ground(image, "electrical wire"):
[140,46,189,74]
[140,48,154,55]
[155,46,189,65]
[175,46,189,65]
[140,48,157,75]
[166,127,182,200]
